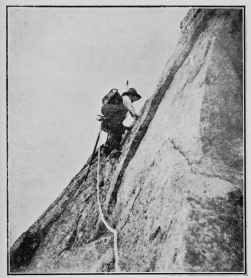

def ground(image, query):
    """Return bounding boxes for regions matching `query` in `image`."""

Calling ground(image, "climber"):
[98,88,141,156]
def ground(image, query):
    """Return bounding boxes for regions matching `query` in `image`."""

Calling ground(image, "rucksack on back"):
[100,89,127,133]
[102,89,123,105]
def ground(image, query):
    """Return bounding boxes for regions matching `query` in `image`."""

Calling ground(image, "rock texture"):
[9,8,244,273]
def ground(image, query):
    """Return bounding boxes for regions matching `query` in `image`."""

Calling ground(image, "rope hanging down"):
[96,124,120,272]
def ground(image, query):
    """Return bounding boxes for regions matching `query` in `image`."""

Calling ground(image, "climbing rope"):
[96,124,120,272]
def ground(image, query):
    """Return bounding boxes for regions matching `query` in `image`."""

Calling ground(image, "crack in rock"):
[169,138,193,166]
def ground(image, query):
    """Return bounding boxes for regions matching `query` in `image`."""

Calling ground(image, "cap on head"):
[122,88,141,101]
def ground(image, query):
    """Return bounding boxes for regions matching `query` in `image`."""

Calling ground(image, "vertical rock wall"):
[9,8,244,273]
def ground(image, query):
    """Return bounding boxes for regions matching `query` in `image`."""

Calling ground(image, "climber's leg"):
[104,131,123,156]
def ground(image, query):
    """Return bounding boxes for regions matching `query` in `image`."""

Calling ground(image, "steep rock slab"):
[111,9,243,272]
[9,8,244,273]
[10,153,118,273]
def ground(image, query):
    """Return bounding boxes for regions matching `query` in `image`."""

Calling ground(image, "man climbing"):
[99,88,141,156]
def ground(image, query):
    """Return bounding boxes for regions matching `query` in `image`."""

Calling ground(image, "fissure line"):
[96,125,120,272]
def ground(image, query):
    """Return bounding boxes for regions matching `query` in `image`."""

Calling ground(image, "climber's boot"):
[108,149,122,160]
[103,144,113,157]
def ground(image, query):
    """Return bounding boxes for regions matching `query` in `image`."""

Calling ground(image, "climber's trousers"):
[104,131,123,155]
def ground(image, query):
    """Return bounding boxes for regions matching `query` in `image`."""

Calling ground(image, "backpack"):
[101,89,127,133]
[102,89,123,105]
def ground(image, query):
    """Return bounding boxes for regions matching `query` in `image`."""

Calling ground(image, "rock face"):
[9,8,244,273]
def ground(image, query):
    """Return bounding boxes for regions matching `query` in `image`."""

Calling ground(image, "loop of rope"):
[96,124,120,272]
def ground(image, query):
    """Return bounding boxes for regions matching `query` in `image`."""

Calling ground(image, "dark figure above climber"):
[98,88,141,156]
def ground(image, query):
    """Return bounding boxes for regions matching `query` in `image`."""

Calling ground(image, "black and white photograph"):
[2,1,247,275]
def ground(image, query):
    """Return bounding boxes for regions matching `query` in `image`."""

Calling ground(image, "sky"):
[8,6,189,245]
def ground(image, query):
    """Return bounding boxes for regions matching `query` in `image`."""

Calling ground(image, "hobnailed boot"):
[108,149,122,159]
[104,144,113,157]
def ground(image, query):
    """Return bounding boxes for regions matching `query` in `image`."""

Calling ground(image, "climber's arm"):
[122,95,139,120]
